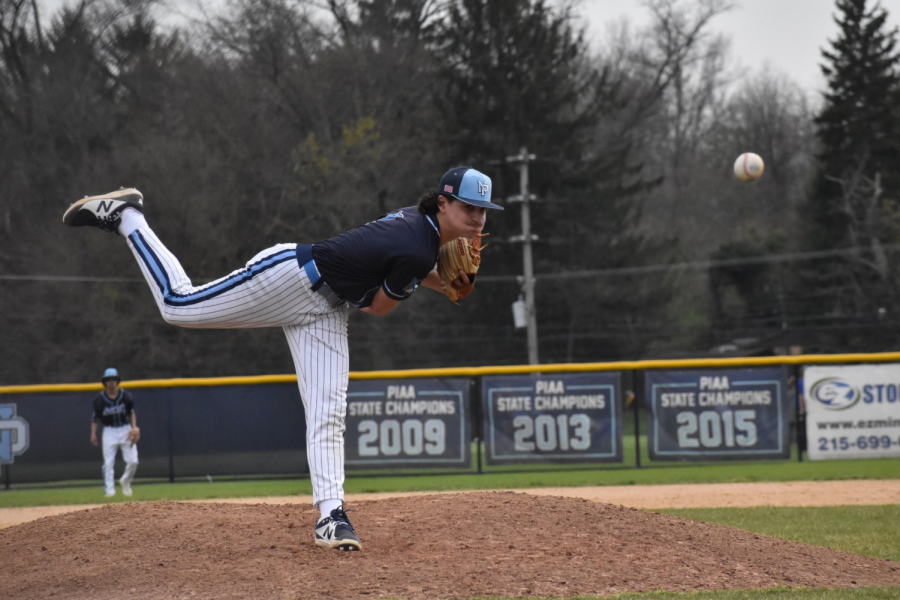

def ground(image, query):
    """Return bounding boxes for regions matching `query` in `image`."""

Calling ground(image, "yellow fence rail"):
[2,351,900,395]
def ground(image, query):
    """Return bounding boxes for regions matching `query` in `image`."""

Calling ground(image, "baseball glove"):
[126,427,141,446]
[438,234,488,302]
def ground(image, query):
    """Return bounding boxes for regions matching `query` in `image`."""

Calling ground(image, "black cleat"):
[63,188,144,233]
[314,506,361,551]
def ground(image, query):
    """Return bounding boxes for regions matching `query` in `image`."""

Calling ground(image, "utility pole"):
[507,147,539,365]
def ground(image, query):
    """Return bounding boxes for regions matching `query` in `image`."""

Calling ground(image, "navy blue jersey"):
[92,390,135,427]
[311,207,441,308]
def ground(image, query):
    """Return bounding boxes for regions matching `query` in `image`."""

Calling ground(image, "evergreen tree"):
[431,0,670,362]
[800,0,900,351]
[816,0,900,201]
[434,0,599,171]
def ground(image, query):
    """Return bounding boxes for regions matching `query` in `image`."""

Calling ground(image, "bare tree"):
[826,168,900,295]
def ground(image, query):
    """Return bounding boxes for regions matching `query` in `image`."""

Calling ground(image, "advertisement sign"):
[0,404,29,475]
[645,368,790,461]
[482,373,622,465]
[344,378,470,468]
[804,364,900,460]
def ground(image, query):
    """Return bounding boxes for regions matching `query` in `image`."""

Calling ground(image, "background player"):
[91,368,140,497]
[63,167,502,550]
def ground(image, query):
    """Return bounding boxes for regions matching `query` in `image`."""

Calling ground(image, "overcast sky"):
[39,0,900,94]
[576,0,900,93]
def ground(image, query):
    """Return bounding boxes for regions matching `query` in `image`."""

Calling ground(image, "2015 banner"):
[645,368,790,461]
[482,373,622,465]
[804,364,900,460]
[343,378,470,468]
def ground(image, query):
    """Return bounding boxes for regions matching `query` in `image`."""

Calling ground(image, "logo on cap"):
[438,165,503,210]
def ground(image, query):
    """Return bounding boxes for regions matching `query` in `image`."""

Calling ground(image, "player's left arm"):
[360,288,400,316]
[368,253,436,314]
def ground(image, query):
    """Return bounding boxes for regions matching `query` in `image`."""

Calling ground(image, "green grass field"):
[658,505,900,562]
[1,456,897,508]
[492,589,900,599]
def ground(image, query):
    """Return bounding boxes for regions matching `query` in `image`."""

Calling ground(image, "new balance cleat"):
[314,506,361,551]
[120,478,133,497]
[63,188,144,233]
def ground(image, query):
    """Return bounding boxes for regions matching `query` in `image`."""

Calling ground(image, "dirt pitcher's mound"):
[2,492,898,600]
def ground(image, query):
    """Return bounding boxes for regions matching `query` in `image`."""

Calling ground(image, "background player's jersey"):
[312,207,441,308]
[92,390,135,427]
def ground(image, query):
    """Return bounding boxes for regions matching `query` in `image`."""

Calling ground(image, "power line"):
[0,274,144,283]
[3,243,899,284]
[478,243,900,283]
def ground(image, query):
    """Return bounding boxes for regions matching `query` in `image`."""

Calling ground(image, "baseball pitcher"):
[64,167,502,550]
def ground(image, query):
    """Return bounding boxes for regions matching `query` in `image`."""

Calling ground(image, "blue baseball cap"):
[102,368,120,381]
[439,167,504,210]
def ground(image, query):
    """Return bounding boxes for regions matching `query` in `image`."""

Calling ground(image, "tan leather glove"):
[126,427,141,446]
[438,234,488,301]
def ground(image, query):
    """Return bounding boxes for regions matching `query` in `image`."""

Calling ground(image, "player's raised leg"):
[63,188,324,330]
[127,227,314,329]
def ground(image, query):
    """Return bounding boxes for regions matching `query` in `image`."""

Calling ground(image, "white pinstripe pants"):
[126,227,350,506]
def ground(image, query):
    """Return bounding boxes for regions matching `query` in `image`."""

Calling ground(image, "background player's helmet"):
[102,368,120,382]
[439,167,503,210]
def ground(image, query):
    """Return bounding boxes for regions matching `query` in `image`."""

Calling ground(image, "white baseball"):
[734,153,765,182]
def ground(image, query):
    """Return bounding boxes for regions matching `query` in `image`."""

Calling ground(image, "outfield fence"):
[1,352,899,487]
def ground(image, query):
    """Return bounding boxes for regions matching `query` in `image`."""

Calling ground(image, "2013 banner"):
[344,378,470,469]
[804,364,900,460]
[482,373,622,465]
[645,368,790,461]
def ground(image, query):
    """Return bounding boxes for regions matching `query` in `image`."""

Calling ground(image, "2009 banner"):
[645,368,790,461]
[482,373,622,465]
[804,364,900,460]
[344,378,470,469]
